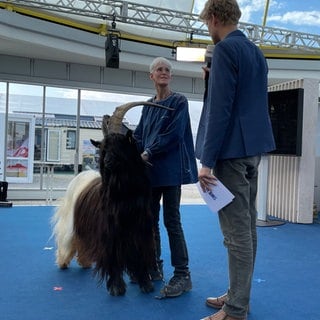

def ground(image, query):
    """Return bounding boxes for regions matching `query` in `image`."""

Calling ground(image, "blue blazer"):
[195,30,275,168]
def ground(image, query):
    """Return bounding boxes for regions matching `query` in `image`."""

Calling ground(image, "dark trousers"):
[215,156,261,318]
[151,185,189,276]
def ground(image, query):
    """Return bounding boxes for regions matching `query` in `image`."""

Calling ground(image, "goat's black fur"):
[53,130,156,296]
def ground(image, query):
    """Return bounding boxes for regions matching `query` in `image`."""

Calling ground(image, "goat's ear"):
[90,139,101,148]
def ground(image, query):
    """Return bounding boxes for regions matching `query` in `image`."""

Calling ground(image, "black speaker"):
[105,34,119,69]
[268,88,304,156]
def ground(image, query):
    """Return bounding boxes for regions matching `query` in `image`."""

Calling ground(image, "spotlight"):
[105,34,119,69]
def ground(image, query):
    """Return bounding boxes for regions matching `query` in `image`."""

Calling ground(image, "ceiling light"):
[175,47,206,62]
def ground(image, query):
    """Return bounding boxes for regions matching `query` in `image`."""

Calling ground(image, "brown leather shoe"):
[206,293,228,309]
[200,309,246,320]
[206,294,250,313]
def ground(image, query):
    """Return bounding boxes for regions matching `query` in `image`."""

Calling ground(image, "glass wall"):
[0,81,150,201]
[0,81,202,201]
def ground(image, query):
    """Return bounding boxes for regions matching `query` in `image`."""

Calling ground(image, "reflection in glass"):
[80,89,148,124]
[8,83,43,114]
[0,82,6,112]
[7,120,30,158]
[66,130,76,149]
[5,114,35,183]
[1,82,202,201]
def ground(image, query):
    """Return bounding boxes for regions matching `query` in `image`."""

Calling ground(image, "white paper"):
[196,180,234,213]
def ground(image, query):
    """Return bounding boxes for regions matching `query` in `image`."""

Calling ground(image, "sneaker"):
[160,273,192,297]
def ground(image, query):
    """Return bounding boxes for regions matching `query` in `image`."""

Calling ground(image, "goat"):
[52,101,170,296]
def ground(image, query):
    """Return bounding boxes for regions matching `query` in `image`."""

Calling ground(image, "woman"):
[134,57,198,297]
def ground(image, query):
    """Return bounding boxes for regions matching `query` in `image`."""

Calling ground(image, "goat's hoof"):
[78,262,92,269]
[77,256,93,269]
[139,280,154,293]
[109,286,126,296]
[107,277,126,296]
[58,263,69,269]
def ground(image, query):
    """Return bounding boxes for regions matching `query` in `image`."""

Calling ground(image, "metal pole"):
[3,82,9,181]
[74,89,81,175]
[262,0,270,27]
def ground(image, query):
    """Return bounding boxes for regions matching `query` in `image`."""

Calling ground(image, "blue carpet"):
[0,205,320,320]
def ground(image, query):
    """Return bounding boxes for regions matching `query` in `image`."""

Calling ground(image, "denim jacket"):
[134,92,198,187]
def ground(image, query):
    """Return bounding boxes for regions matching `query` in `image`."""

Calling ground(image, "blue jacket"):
[134,92,198,187]
[195,30,275,168]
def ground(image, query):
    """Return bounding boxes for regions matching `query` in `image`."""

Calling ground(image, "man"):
[195,1,275,319]
[134,57,198,297]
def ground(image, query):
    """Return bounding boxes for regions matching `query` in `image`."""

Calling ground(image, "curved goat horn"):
[106,101,173,134]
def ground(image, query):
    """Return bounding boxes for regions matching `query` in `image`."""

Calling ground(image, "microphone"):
[205,44,214,68]
[203,45,214,101]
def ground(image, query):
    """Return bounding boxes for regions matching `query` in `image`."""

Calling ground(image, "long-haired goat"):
[52,101,170,296]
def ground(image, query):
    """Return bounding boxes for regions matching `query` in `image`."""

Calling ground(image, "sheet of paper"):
[196,180,234,213]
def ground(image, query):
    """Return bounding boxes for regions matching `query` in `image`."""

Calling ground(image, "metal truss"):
[1,0,320,51]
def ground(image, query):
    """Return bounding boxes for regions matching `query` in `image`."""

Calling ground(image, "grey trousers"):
[214,156,261,319]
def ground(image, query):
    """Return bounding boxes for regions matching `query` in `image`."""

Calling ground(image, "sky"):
[193,0,320,36]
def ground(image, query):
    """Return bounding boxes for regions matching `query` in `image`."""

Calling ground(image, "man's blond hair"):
[200,0,241,25]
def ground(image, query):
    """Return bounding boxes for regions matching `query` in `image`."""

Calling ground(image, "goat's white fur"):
[52,170,100,268]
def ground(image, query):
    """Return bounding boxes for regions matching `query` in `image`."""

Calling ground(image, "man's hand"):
[198,166,217,192]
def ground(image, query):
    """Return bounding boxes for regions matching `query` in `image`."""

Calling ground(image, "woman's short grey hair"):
[149,57,173,73]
